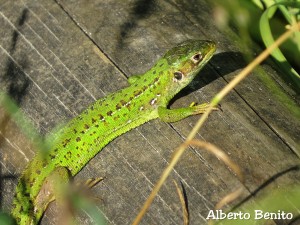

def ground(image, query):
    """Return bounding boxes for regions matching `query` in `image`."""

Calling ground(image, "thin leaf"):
[259,1,300,91]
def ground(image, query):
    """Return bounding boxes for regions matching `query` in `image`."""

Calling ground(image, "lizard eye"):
[191,53,203,63]
[174,71,183,81]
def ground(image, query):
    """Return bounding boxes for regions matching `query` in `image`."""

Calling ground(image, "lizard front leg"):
[158,103,216,123]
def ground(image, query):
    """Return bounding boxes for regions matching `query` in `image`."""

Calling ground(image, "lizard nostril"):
[192,53,202,63]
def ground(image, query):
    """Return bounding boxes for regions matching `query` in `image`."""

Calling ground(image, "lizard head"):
[158,40,216,102]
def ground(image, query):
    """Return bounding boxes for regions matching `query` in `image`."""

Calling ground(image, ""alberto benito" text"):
[206,209,293,220]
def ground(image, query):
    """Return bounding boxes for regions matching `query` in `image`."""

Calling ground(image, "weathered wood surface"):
[1,0,300,224]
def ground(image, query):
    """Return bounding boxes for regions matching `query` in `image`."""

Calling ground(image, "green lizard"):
[11,40,216,225]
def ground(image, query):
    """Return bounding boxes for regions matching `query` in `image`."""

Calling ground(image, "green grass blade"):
[259,1,300,91]
[0,92,49,153]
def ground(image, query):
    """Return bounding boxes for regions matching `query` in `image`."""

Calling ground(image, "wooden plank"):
[0,0,299,225]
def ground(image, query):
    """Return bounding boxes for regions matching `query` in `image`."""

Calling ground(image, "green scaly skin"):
[11,40,216,225]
